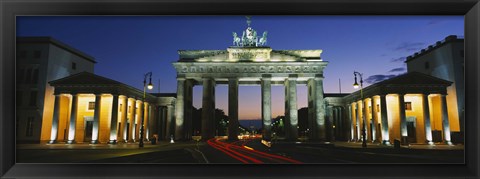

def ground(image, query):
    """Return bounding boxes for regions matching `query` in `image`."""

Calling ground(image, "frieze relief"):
[179,65,321,74]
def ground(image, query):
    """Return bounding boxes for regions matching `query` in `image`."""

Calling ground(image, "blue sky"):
[16,16,464,119]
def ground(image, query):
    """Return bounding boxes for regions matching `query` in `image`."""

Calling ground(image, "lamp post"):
[140,72,153,148]
[353,71,367,148]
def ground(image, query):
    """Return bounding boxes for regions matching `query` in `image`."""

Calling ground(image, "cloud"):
[389,67,405,73]
[365,74,396,84]
[390,56,406,63]
[394,42,425,52]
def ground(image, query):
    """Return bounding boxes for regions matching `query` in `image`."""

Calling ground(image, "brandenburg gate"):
[173,17,328,141]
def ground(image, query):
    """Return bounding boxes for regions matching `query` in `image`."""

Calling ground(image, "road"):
[16,138,464,163]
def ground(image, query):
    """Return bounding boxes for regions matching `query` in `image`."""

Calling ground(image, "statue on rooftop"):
[232,16,267,47]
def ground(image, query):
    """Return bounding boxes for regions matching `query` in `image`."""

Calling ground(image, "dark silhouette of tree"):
[190,107,229,136]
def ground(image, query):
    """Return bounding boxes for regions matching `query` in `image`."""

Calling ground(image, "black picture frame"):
[1,0,479,178]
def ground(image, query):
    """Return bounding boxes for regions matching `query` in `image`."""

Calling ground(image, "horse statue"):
[232,32,241,46]
[258,31,268,46]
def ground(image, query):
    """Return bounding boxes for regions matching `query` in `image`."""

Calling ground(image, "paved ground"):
[16,139,464,164]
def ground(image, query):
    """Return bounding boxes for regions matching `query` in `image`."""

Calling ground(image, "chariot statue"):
[232,16,268,47]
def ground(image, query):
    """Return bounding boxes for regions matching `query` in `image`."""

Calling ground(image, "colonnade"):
[48,93,160,144]
[347,93,451,145]
[175,74,327,141]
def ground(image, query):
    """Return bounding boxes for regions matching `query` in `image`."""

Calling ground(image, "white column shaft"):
[422,94,433,144]
[49,94,62,143]
[175,78,185,140]
[380,95,390,144]
[261,77,271,141]
[201,78,216,140]
[120,97,128,142]
[67,94,78,143]
[109,95,119,144]
[285,77,298,140]
[91,94,102,143]
[441,94,452,143]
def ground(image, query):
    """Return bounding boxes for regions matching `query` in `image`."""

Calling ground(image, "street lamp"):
[139,72,153,148]
[353,71,367,148]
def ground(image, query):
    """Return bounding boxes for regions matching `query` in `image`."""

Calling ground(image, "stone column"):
[49,94,62,144]
[332,107,337,140]
[348,104,354,141]
[307,76,325,141]
[363,99,370,142]
[128,99,136,142]
[398,94,408,144]
[441,94,452,144]
[229,78,239,141]
[285,75,298,141]
[166,104,174,140]
[422,93,433,144]
[148,105,154,140]
[380,94,390,144]
[184,80,194,140]
[355,101,361,141]
[142,102,148,141]
[175,77,185,140]
[261,76,271,141]
[135,100,142,141]
[91,94,102,144]
[326,105,333,141]
[201,78,216,140]
[109,94,119,144]
[67,94,78,144]
[369,97,376,142]
[120,96,128,143]
[157,106,164,140]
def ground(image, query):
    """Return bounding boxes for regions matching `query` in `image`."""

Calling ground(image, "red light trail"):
[207,138,303,164]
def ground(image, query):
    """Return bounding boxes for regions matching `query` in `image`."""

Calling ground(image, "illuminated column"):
[108,94,119,144]
[67,93,78,144]
[348,103,354,141]
[143,102,149,141]
[49,94,62,144]
[369,97,376,142]
[363,99,370,142]
[128,98,136,142]
[229,78,239,141]
[175,77,185,140]
[398,94,408,144]
[312,76,325,140]
[422,93,433,144]
[135,100,143,141]
[201,78,216,140]
[380,94,390,144]
[117,96,128,142]
[166,104,175,140]
[147,104,153,140]
[164,104,175,140]
[184,80,194,140]
[285,75,298,141]
[261,76,271,141]
[441,94,452,144]
[91,94,102,144]
[355,101,361,141]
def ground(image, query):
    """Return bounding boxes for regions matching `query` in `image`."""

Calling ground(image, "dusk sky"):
[16,16,464,120]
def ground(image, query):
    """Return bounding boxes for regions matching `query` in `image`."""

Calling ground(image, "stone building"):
[16,37,95,143]
[405,35,464,142]
[46,72,176,144]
